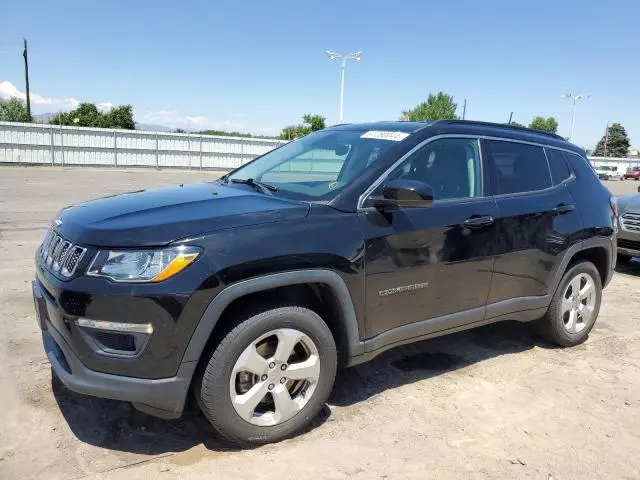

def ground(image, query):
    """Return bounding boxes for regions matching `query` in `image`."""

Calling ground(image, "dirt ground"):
[1,167,639,480]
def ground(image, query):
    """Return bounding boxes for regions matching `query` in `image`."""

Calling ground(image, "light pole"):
[562,92,591,141]
[325,50,362,123]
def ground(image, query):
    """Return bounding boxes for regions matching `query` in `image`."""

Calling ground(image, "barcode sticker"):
[360,131,409,141]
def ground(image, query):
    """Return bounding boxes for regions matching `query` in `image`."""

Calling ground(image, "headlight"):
[87,246,200,282]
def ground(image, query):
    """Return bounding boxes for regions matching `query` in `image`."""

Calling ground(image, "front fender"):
[181,269,365,365]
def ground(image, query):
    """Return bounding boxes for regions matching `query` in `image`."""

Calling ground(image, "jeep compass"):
[33,120,616,445]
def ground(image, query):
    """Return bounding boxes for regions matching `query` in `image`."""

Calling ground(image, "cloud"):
[0,80,79,110]
[143,109,245,131]
[97,102,114,112]
[0,80,275,134]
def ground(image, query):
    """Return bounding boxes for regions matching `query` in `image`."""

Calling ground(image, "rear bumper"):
[35,280,195,419]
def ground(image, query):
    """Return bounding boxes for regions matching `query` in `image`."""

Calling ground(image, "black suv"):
[33,120,616,445]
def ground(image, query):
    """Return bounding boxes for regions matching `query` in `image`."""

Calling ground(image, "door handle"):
[553,203,575,215]
[462,215,495,229]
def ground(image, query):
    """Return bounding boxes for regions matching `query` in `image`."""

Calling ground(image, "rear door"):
[484,139,583,317]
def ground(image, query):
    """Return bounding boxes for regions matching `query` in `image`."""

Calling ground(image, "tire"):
[196,305,337,446]
[537,261,602,347]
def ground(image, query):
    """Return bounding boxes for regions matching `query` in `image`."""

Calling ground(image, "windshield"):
[226,129,406,200]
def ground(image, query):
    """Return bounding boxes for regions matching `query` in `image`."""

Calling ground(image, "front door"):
[360,137,498,344]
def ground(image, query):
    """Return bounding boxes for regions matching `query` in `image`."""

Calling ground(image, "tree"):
[302,114,325,132]
[279,114,326,140]
[49,102,135,129]
[401,92,458,121]
[507,121,525,128]
[528,116,559,134]
[0,97,31,122]
[199,129,253,138]
[593,123,631,157]
[104,105,135,129]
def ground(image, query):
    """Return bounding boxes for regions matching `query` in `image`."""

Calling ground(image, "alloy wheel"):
[229,328,321,426]
[561,272,597,334]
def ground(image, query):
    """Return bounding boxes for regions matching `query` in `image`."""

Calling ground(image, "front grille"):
[621,212,640,232]
[618,238,640,251]
[39,230,86,278]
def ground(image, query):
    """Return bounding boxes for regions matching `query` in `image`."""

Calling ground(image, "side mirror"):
[370,179,434,209]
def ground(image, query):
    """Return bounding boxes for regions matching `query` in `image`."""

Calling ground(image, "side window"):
[546,148,572,184]
[485,140,552,195]
[385,137,482,202]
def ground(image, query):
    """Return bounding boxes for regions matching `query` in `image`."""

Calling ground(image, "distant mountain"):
[134,122,174,132]
[32,112,57,123]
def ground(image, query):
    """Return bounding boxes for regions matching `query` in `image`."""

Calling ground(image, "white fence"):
[0,121,286,170]
[588,156,640,172]
[3,121,638,174]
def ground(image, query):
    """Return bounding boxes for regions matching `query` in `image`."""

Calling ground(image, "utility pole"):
[604,122,609,159]
[462,99,467,120]
[508,112,513,124]
[23,38,32,120]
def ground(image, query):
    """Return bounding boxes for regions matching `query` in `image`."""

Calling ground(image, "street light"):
[325,50,362,123]
[562,92,591,142]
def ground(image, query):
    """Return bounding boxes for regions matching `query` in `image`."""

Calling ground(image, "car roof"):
[326,121,429,133]
[326,119,582,154]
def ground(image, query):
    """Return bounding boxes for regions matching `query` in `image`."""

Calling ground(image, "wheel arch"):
[552,238,613,295]
[181,270,364,368]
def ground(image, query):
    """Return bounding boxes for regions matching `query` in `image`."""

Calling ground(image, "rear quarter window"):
[546,148,572,184]
[562,151,598,180]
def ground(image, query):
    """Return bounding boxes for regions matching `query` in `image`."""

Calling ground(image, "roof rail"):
[433,120,565,140]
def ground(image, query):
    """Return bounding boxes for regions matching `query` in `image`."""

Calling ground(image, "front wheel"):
[537,261,602,347]
[196,306,337,445]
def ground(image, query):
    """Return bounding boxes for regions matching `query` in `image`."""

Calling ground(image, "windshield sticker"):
[361,130,409,142]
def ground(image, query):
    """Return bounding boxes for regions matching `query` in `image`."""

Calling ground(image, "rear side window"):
[485,140,552,195]
[546,148,572,184]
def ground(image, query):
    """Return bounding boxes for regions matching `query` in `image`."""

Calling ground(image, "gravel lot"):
[1,167,639,480]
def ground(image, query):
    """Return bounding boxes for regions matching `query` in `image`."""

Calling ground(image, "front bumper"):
[34,280,196,419]
[617,229,640,257]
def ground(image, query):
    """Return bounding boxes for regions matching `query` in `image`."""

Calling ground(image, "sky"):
[1,0,639,148]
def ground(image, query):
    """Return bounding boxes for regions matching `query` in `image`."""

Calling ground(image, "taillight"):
[610,197,618,217]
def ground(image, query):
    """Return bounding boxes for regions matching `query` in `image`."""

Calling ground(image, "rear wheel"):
[537,261,601,347]
[196,306,337,445]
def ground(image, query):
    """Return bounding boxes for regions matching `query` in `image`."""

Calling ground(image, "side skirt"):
[346,296,549,367]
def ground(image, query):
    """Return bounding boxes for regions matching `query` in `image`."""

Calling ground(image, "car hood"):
[617,194,640,214]
[54,182,310,247]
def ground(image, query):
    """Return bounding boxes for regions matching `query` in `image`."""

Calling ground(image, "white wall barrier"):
[0,121,286,170]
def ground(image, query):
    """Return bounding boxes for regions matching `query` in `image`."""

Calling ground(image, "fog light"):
[75,318,153,334]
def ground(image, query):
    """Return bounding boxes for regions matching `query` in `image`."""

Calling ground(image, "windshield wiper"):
[230,178,278,194]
